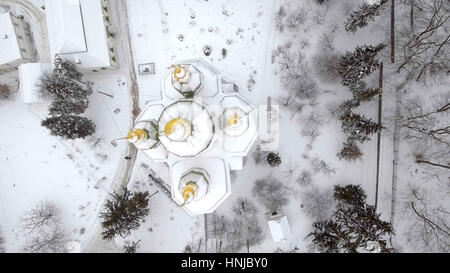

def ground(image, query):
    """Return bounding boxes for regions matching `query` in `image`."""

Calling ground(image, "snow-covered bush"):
[266,152,282,167]
[337,140,363,161]
[253,177,290,213]
[252,145,270,166]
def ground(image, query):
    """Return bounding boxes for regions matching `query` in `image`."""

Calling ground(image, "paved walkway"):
[204,213,217,253]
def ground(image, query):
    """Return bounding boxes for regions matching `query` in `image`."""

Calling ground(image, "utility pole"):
[375,62,383,210]
[391,0,395,63]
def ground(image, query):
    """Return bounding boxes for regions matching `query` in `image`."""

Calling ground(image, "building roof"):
[266,214,292,243]
[45,0,112,69]
[0,13,22,65]
[171,157,231,215]
[19,63,52,104]
[221,94,258,157]
[158,100,215,157]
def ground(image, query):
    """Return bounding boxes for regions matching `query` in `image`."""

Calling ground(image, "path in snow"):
[85,0,141,253]
[204,213,216,253]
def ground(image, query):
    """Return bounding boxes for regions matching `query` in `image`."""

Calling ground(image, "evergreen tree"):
[309,185,393,253]
[266,152,282,167]
[52,55,83,81]
[49,98,89,116]
[339,44,385,86]
[340,112,381,143]
[345,0,388,33]
[41,56,92,102]
[337,140,363,161]
[349,81,380,101]
[100,187,150,240]
[337,98,360,116]
[41,115,96,140]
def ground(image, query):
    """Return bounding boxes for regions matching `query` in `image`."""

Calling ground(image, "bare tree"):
[274,5,287,32]
[214,215,230,253]
[276,94,307,120]
[21,201,65,253]
[272,41,304,72]
[310,157,336,176]
[297,170,315,186]
[397,0,450,81]
[301,111,325,144]
[252,144,270,166]
[312,47,342,84]
[285,8,307,30]
[400,93,449,151]
[399,92,450,171]
[400,185,450,252]
[230,198,264,253]
[21,201,61,235]
[301,186,335,221]
[282,160,298,182]
[253,177,290,213]
[23,226,65,253]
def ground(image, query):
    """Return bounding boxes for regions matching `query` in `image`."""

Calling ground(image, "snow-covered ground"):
[123,0,396,253]
[0,71,129,252]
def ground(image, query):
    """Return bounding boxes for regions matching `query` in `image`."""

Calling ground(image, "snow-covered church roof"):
[131,58,258,215]
[44,0,116,70]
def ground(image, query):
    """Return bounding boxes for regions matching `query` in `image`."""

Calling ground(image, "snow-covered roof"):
[158,100,215,157]
[133,58,258,215]
[45,0,87,54]
[0,13,22,65]
[220,94,258,156]
[171,157,231,215]
[45,0,113,69]
[162,59,221,100]
[18,63,52,104]
[266,214,291,243]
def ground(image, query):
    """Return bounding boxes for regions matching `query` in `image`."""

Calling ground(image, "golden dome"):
[226,113,242,127]
[126,129,148,142]
[164,118,191,139]
[182,182,198,205]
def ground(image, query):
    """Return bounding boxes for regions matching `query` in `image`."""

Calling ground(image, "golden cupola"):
[178,168,210,206]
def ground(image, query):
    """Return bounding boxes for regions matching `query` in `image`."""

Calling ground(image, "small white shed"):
[18,63,51,104]
[266,211,292,243]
